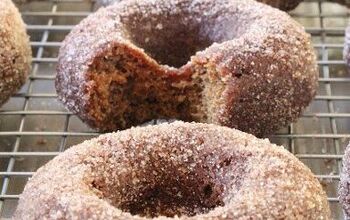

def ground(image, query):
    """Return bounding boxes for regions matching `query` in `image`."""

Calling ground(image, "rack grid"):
[0,0,349,218]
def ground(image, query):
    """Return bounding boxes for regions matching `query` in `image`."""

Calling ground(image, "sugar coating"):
[56,0,318,137]
[339,142,350,219]
[0,0,32,106]
[14,122,330,219]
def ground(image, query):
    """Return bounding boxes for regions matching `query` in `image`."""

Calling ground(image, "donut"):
[14,122,330,219]
[56,0,318,137]
[0,0,31,107]
[339,142,350,218]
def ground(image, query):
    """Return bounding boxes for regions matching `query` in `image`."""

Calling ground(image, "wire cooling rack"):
[0,0,349,219]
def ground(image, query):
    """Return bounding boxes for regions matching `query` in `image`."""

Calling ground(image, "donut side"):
[0,0,31,106]
[14,122,330,219]
[340,142,350,219]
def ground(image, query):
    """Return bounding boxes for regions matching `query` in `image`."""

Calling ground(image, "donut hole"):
[118,180,225,218]
[89,147,251,218]
[124,19,212,68]
[120,2,245,68]
[91,167,225,217]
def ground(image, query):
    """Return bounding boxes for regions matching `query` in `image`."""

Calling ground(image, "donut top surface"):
[15,122,330,219]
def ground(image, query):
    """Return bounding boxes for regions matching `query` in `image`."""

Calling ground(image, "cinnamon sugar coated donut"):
[14,122,330,219]
[339,142,350,219]
[56,0,318,137]
[0,0,31,106]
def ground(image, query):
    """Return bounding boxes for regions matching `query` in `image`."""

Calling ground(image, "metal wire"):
[0,0,349,218]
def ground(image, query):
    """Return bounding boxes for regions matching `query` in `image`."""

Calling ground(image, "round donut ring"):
[14,122,330,219]
[56,0,318,137]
